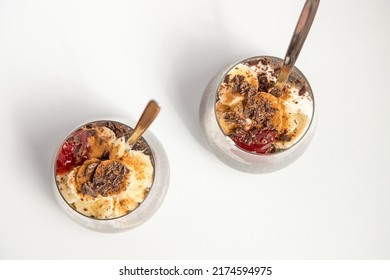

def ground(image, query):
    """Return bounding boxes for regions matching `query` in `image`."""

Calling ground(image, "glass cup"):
[199,56,316,173]
[52,118,170,233]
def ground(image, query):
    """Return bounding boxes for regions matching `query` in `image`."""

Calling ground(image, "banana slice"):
[260,91,296,135]
[216,63,259,135]
[218,84,245,107]
[275,110,309,149]
[292,111,309,139]
[87,127,117,159]
[261,91,311,150]
[75,159,100,191]
[227,63,258,88]
[215,101,238,135]
[109,136,126,159]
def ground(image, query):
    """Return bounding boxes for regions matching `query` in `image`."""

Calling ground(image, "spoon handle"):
[275,0,320,90]
[128,100,161,146]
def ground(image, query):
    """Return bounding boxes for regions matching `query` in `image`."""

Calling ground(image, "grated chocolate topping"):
[243,92,276,130]
[81,160,130,197]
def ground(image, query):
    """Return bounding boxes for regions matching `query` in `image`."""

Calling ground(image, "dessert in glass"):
[53,119,169,232]
[199,56,316,173]
[199,0,319,173]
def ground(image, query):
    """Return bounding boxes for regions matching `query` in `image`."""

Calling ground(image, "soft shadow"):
[12,82,126,202]
[163,4,263,149]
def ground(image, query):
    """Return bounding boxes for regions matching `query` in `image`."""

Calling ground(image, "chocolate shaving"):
[259,58,270,65]
[222,111,241,122]
[269,86,284,97]
[247,59,259,66]
[299,85,307,96]
[277,130,292,142]
[84,162,99,178]
[223,74,230,84]
[101,150,110,160]
[82,182,97,197]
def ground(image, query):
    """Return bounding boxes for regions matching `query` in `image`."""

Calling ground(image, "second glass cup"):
[53,118,170,232]
[199,56,316,173]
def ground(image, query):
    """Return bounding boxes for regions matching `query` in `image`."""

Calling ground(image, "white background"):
[0,0,389,259]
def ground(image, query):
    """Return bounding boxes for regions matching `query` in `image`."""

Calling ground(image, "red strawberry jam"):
[56,129,91,175]
[231,129,276,154]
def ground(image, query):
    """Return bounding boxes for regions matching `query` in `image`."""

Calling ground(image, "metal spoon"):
[128,100,161,146]
[270,0,320,97]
